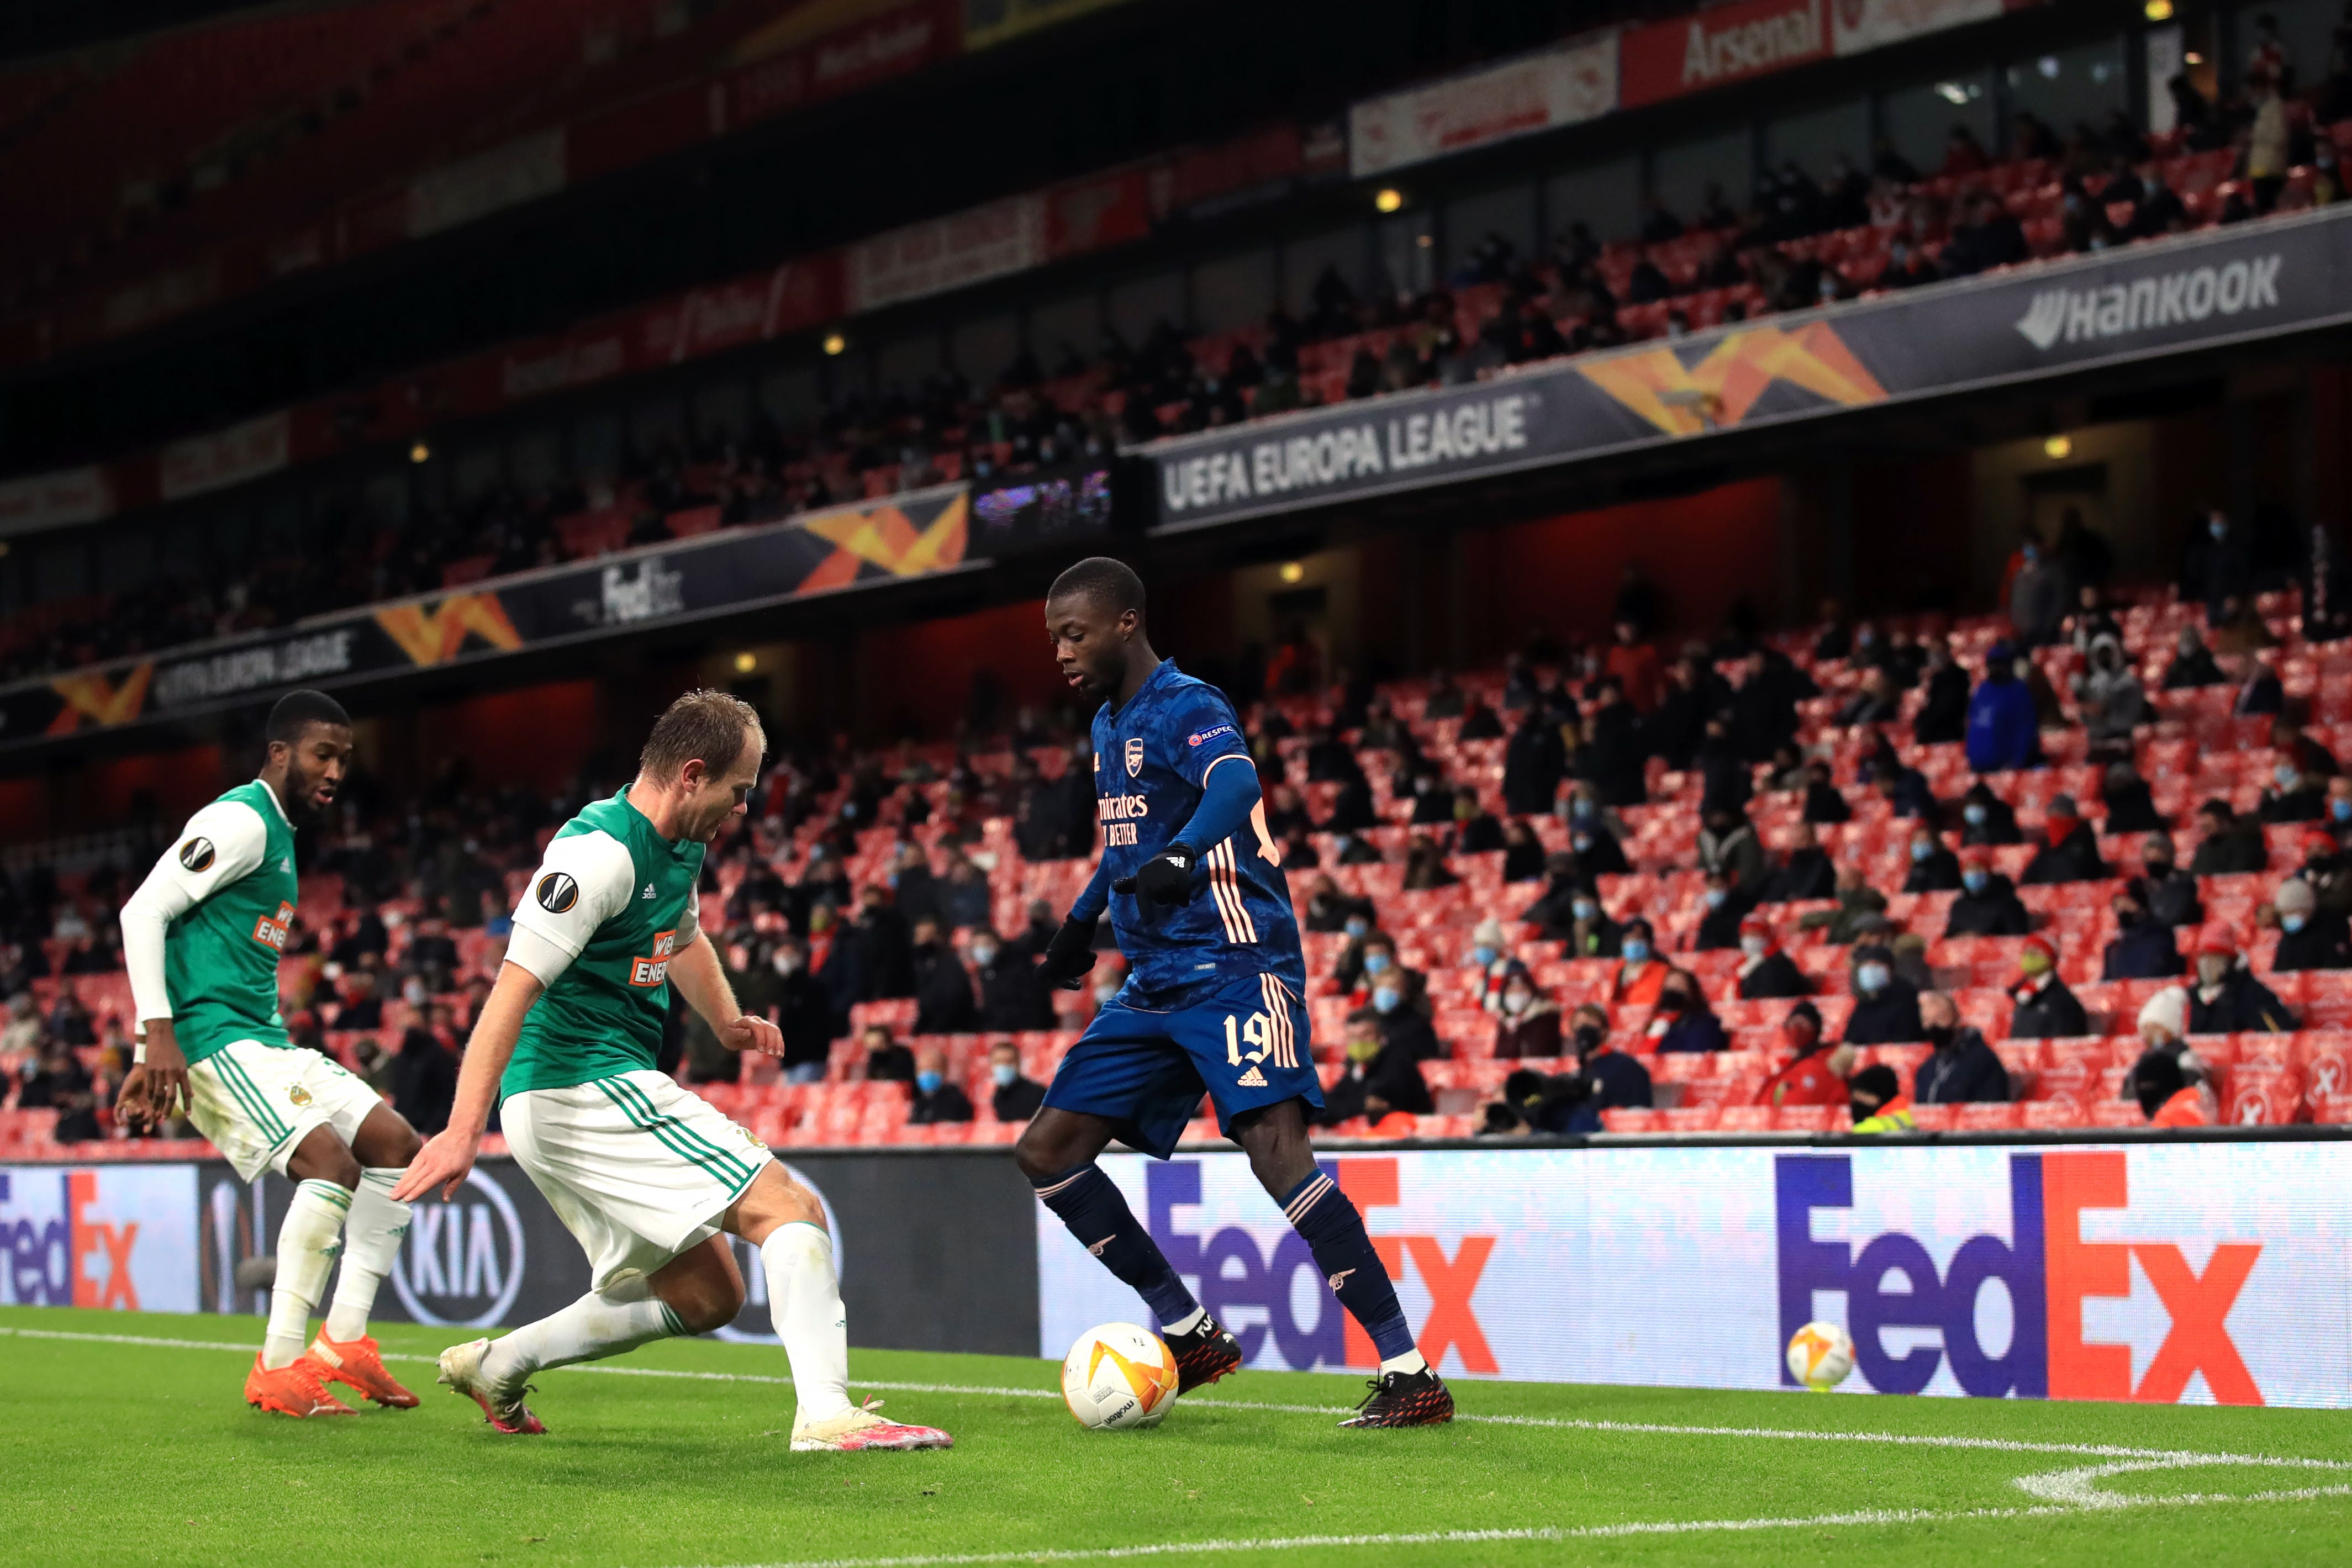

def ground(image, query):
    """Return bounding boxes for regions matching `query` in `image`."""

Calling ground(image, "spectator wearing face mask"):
[972,926,1055,1032]
[2020,796,2108,885]
[1608,919,1668,1010]
[1913,991,2011,1104]
[1759,821,1838,904]
[2186,927,2297,1033]
[2102,883,2184,980]
[1560,884,1623,959]
[1754,1000,1847,1106]
[1366,962,1443,1060]
[2261,756,2328,823]
[1902,828,1963,893]
[2075,634,2147,748]
[2006,935,2090,1037]
[1492,967,1563,1058]
[1645,969,1727,1053]
[1321,1007,1435,1128]
[1965,642,2041,774]
[1799,761,1852,824]
[767,938,839,1081]
[1331,912,1383,986]
[1846,1063,1915,1133]
[1465,917,1515,1007]
[1304,875,1370,934]
[1957,780,2022,846]
[2300,830,2352,916]
[1330,827,1384,865]
[988,1039,1047,1121]
[2188,798,2269,875]
[908,1045,974,1125]
[1692,868,1759,951]
[1799,859,1889,945]
[1566,805,1631,877]
[2128,1047,2211,1127]
[2271,877,2352,970]
[2161,625,2228,689]
[2324,775,2352,847]
[863,1023,915,1083]
[1842,943,1923,1045]
[1734,914,1812,1000]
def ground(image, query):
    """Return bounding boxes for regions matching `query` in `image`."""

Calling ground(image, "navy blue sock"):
[1282,1170,1416,1363]
[1032,1165,1200,1328]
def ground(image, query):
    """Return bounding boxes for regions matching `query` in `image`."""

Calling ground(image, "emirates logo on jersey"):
[535,873,579,914]
[178,837,215,873]
[1124,737,1144,777]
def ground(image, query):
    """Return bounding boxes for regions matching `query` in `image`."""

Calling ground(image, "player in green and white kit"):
[117,690,425,1418]
[395,689,949,1451]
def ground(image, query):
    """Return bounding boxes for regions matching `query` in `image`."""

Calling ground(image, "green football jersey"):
[503,790,705,1099]
[164,779,298,1065]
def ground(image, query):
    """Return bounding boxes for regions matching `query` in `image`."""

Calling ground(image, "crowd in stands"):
[15,493,2352,1155]
[16,40,2352,686]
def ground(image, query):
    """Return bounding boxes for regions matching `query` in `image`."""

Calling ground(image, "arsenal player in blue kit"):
[1015,556,1453,1428]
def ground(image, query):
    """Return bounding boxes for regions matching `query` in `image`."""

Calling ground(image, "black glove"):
[1038,915,1100,991]
[1112,843,1200,908]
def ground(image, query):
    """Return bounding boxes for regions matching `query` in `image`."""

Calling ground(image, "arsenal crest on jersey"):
[1124,737,1144,777]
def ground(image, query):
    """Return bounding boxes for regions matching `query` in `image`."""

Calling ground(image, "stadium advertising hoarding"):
[1347,35,1618,179]
[1038,1142,2352,1407]
[0,484,1010,751]
[0,1164,198,1312]
[1145,205,2352,530]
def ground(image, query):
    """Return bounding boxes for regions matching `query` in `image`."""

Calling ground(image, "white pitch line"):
[669,1485,2352,1568]
[6,1323,2349,1476]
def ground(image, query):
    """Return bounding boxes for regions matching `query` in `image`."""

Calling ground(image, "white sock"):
[1380,1348,1430,1377]
[481,1278,684,1388]
[323,1169,410,1342]
[263,1179,351,1370]
[1164,1307,1207,1337]
[762,1222,852,1427]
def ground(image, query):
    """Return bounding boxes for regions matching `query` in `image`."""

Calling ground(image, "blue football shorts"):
[1042,970,1322,1158]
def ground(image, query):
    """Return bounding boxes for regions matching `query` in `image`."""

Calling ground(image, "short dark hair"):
[1048,556,1145,620]
[267,689,350,746]
[1849,1064,1899,1104]
[641,689,762,782]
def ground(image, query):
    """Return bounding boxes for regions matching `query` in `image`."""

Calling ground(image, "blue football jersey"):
[1090,660,1304,1000]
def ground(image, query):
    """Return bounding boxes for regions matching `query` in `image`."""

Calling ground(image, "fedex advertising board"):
[1036,1144,2352,1407]
[1,1165,198,1312]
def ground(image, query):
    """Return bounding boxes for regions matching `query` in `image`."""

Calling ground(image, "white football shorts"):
[500,1069,771,1293]
[186,1039,387,1182]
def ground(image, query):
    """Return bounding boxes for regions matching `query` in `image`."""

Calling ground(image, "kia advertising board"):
[1,1165,198,1312]
[1037,1144,2352,1408]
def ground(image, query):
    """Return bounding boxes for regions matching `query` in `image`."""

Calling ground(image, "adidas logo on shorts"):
[1237,1065,1267,1087]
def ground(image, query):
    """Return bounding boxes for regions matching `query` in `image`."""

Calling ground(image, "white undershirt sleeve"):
[505,831,636,988]
[120,800,270,1026]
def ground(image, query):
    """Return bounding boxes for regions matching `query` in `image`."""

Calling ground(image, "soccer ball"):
[1786,1320,1855,1391]
[1062,1322,1179,1430]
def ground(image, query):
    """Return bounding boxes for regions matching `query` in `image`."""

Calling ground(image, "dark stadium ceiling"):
[0,0,262,61]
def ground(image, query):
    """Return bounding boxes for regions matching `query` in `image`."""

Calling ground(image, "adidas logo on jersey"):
[1236,1065,1268,1087]
[642,883,656,900]
[279,856,292,873]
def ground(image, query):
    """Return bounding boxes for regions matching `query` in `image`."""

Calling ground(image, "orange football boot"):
[244,1352,356,1418]
[307,1332,420,1408]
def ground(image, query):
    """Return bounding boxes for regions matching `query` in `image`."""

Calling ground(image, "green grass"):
[3,1306,2348,1567]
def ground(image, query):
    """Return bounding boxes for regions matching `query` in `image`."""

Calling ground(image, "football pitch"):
[4,1307,2346,1567]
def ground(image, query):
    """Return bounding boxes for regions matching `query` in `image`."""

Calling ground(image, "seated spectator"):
[1501,820,1546,882]
[1567,810,1631,877]
[1322,1008,1435,1126]
[2021,796,2108,885]
[1607,919,1668,1011]
[1692,868,1758,952]
[2274,715,2340,778]
[1902,827,1963,893]
[1697,805,1768,892]
[1946,849,2031,936]
[1842,943,1923,1044]
[2233,650,2285,716]
[2186,927,2298,1033]
[1758,822,1838,904]
[1838,669,1902,727]
[1870,756,1940,821]
[2301,830,2352,915]
[1330,827,1384,865]
[2006,935,2090,1037]
[2330,775,2352,844]
[1644,969,1727,1053]
[2129,1046,2211,1127]
[1304,875,1370,934]
[1457,693,1504,740]
[862,1023,914,1083]
[971,925,1051,1032]
[1423,669,1466,719]
[2261,757,2328,823]
[2161,625,2228,689]
[1958,780,2023,845]
[1913,637,1970,746]
[1449,788,1505,854]
[15,1037,91,1111]
[388,1024,458,1133]
[1798,859,1888,944]
[2271,878,2352,970]
[2099,759,2166,835]
[1754,1000,1848,1107]
[1503,704,1568,815]
[2103,883,2184,980]
[1560,884,1623,959]
[2076,633,2147,748]
[1467,917,1513,1010]
[2128,833,2203,928]
[1799,760,1853,824]
[937,853,994,929]
[1367,965,1443,1061]
[1913,991,2011,1104]
[1493,965,1563,1058]
[1965,643,2042,773]
[913,926,980,1035]
[2188,798,2269,875]
[988,1039,1047,1121]
[1400,833,1459,891]
[1845,1063,1916,1133]
[909,1046,974,1124]
[1735,914,1812,1000]
[1350,932,1426,1014]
